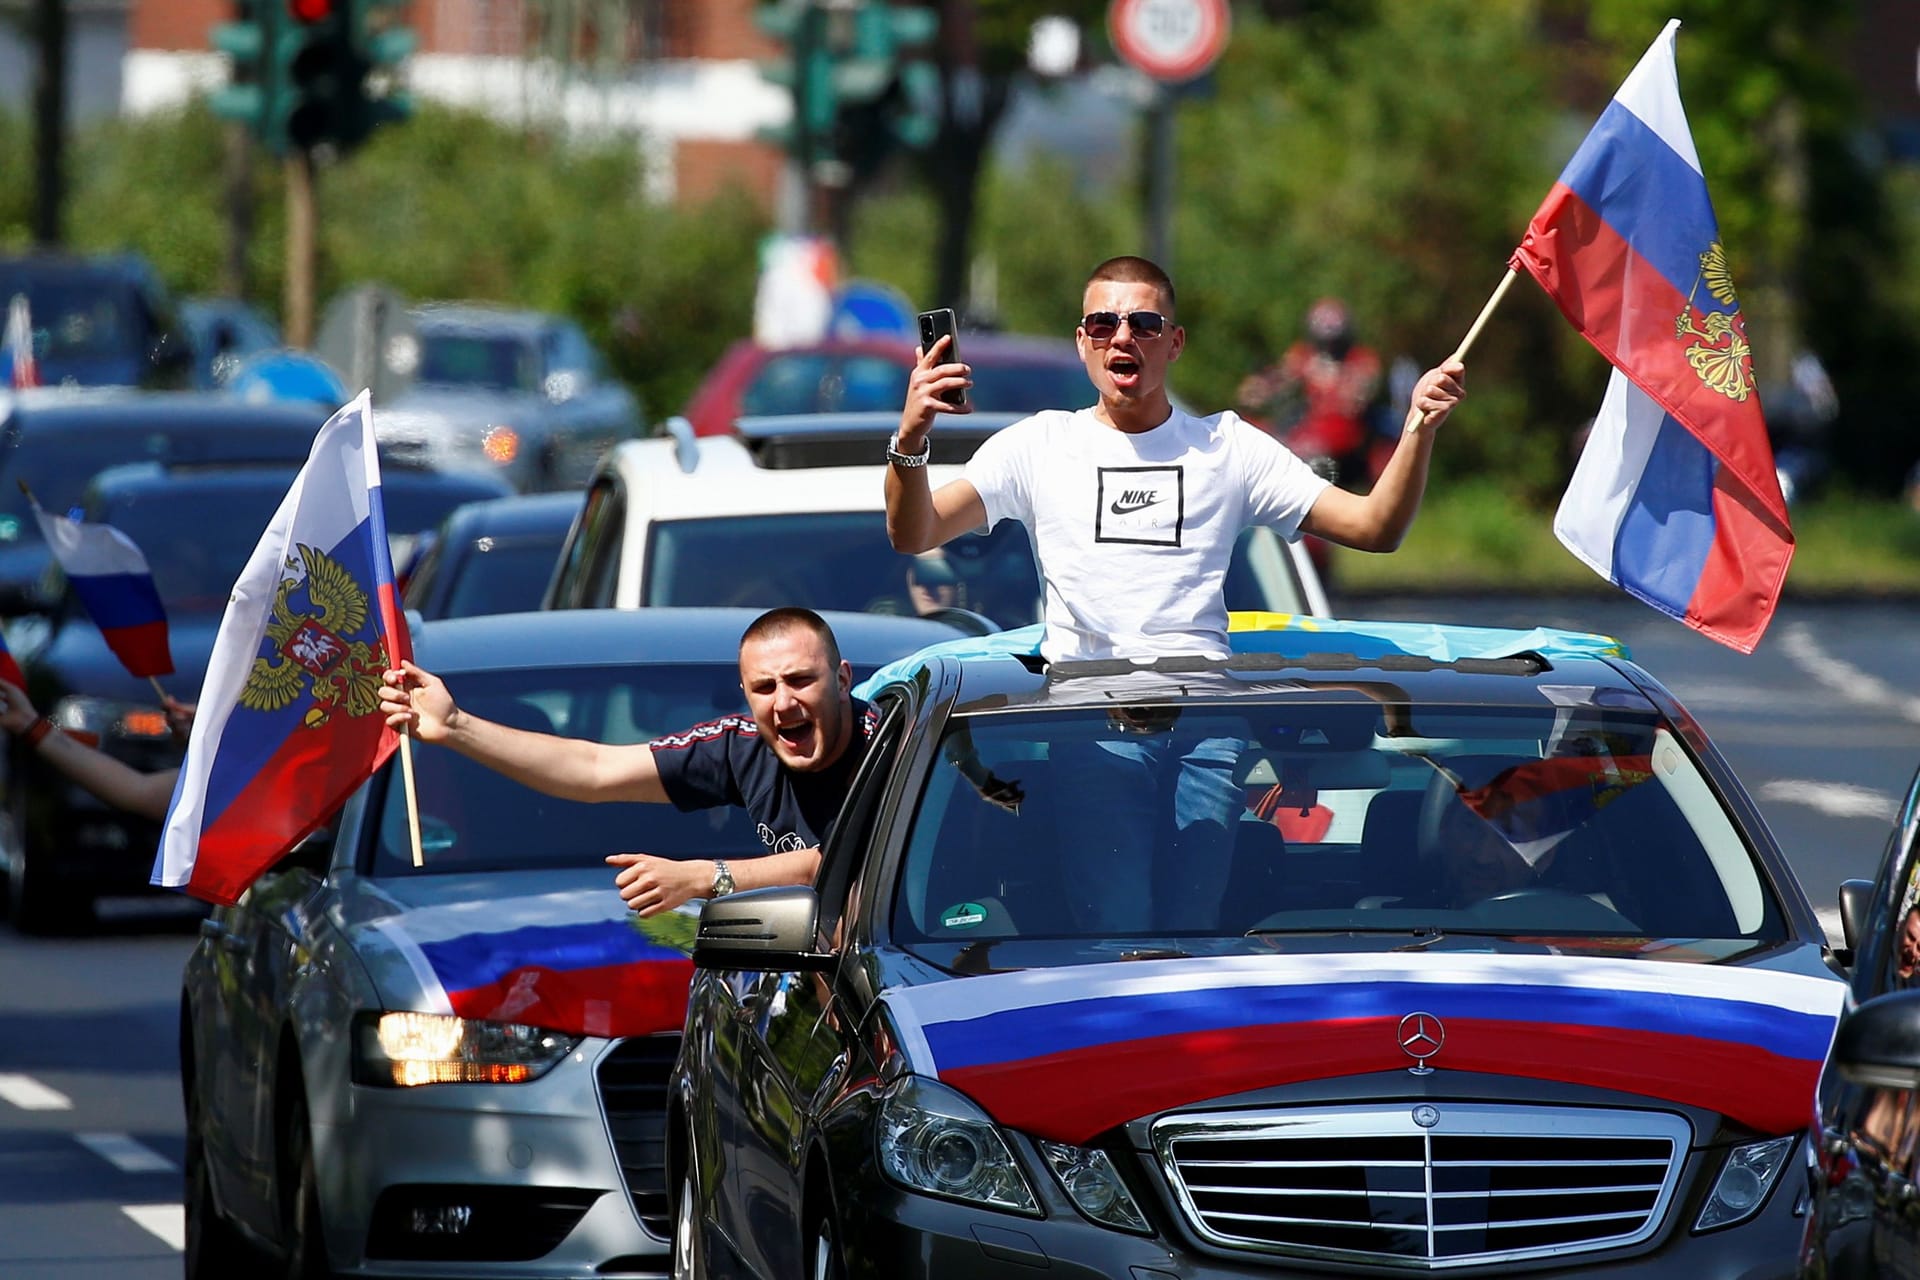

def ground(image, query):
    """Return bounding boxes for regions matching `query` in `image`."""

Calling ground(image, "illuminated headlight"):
[1695,1135,1797,1231]
[351,1011,580,1087]
[51,695,169,747]
[877,1076,1038,1215]
[481,424,520,464]
[1037,1139,1149,1232]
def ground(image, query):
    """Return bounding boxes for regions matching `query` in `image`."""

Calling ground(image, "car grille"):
[1153,1104,1690,1268]
[597,1033,680,1238]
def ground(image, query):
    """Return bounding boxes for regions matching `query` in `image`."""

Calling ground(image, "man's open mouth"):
[1108,356,1141,381]
[776,720,815,749]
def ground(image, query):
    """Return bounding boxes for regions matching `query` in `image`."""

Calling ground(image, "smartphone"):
[917,308,967,408]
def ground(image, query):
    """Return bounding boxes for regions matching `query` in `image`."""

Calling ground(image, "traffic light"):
[209,0,287,151]
[755,1,940,183]
[208,0,414,154]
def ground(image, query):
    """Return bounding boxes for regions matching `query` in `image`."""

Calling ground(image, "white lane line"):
[121,1204,185,1252]
[1757,779,1897,822]
[1779,624,1920,724]
[77,1132,177,1174]
[0,1073,72,1111]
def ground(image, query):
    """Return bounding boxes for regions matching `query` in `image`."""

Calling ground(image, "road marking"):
[0,1073,72,1110]
[121,1204,185,1252]
[77,1132,177,1174]
[1757,779,1897,822]
[1780,624,1920,723]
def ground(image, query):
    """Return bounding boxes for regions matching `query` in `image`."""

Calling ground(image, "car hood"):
[878,948,1844,1145]
[340,867,695,1040]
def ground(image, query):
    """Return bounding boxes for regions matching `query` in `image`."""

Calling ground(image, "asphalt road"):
[1,595,1914,1275]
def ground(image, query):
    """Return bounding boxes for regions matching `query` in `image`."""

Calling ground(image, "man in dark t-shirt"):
[377,607,873,917]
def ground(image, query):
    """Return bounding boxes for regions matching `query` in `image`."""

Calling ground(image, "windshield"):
[417,332,542,393]
[437,535,567,619]
[891,699,1783,965]
[0,273,148,360]
[969,360,1096,413]
[368,664,759,875]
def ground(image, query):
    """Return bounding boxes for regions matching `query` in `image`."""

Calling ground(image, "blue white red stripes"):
[881,952,1841,1145]
[368,890,694,1038]
[154,391,411,904]
[1510,19,1791,654]
[4,293,35,389]
[29,504,173,679]
[0,631,23,690]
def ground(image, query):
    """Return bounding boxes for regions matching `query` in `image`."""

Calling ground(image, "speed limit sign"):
[1107,0,1231,83]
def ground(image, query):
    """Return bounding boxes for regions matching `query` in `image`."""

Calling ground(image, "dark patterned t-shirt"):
[650,699,877,853]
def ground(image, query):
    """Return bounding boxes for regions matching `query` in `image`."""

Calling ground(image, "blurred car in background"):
[375,303,644,492]
[178,606,968,1278]
[681,332,1098,436]
[2,459,512,933]
[401,490,581,621]
[0,389,331,611]
[0,251,195,389]
[544,412,1330,625]
[179,296,282,390]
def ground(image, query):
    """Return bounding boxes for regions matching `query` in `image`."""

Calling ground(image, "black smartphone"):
[917,308,966,408]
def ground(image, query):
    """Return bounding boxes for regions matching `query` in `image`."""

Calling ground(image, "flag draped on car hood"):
[881,951,1842,1146]
[1509,20,1792,654]
[29,501,173,679]
[154,391,411,904]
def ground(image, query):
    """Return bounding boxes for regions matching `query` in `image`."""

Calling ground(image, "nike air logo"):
[1109,489,1162,515]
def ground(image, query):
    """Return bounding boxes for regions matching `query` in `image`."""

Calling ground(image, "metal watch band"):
[886,434,930,468]
[711,859,735,897]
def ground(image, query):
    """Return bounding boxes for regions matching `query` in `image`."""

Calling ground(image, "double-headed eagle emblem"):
[1675,241,1754,402]
[240,544,386,728]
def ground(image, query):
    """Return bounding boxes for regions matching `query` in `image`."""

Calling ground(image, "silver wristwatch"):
[710,859,736,897]
[886,433,930,468]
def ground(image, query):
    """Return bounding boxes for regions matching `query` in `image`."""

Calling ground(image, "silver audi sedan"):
[178,606,962,1279]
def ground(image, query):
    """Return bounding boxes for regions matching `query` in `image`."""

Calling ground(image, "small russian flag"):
[4,293,37,390]
[29,496,174,679]
[0,629,24,691]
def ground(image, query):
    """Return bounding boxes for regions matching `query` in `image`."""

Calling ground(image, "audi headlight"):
[1037,1139,1149,1233]
[351,1011,580,1087]
[878,1076,1038,1215]
[1695,1135,1797,1231]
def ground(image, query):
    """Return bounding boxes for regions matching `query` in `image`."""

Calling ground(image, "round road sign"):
[1107,0,1231,84]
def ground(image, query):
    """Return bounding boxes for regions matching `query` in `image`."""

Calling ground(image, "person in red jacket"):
[1236,296,1384,485]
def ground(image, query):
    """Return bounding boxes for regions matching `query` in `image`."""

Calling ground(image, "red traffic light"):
[288,0,334,23]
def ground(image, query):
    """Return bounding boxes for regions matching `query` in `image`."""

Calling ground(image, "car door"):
[727,695,912,1278]
[1811,764,1920,1277]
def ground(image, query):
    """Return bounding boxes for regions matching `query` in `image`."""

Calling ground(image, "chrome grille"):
[595,1033,680,1238]
[1154,1104,1689,1268]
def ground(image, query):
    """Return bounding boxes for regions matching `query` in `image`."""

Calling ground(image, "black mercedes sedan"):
[676,616,1845,1279]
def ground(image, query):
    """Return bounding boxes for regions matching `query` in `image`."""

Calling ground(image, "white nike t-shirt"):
[964,406,1330,662]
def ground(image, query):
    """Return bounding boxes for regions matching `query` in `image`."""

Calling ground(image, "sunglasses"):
[1080,310,1168,341]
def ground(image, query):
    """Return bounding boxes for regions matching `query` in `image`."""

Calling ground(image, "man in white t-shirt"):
[883,255,1466,931]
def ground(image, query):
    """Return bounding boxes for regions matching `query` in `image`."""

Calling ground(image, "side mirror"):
[692,886,836,972]
[1832,989,1920,1090]
[1837,879,1876,955]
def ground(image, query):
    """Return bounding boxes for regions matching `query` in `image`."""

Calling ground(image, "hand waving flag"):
[1509,20,1792,653]
[154,391,412,904]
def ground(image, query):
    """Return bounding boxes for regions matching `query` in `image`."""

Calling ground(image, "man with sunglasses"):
[883,254,1465,931]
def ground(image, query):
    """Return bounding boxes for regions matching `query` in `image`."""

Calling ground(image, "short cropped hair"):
[740,606,842,669]
[1085,255,1177,317]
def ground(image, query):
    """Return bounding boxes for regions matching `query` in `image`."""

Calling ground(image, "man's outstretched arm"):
[1300,359,1465,553]
[379,661,668,803]
[607,847,822,917]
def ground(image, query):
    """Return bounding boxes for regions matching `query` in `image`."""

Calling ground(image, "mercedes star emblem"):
[1412,1104,1441,1129]
[1397,1011,1445,1075]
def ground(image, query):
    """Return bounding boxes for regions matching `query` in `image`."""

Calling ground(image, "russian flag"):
[1510,20,1792,653]
[0,630,24,691]
[154,391,411,905]
[4,293,35,389]
[30,504,174,679]
[1447,752,1656,865]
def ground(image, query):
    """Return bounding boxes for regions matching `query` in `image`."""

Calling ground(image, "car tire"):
[671,1166,704,1280]
[809,1202,846,1280]
[184,1083,252,1277]
[280,1091,335,1280]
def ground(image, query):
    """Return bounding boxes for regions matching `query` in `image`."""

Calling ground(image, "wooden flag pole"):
[1404,267,1521,435]
[399,732,426,868]
[148,676,169,703]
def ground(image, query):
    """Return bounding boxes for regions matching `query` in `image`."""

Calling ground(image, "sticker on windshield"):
[940,902,987,930]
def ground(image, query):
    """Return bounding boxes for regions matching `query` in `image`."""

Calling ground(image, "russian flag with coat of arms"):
[30,501,174,679]
[1509,20,1792,654]
[154,391,411,904]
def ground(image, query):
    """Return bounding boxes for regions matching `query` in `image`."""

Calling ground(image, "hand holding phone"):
[916,308,968,409]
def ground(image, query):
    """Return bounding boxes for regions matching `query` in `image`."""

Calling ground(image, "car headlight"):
[351,1011,580,1087]
[481,424,520,464]
[51,695,170,748]
[1695,1135,1797,1231]
[878,1075,1039,1215]
[1036,1139,1150,1233]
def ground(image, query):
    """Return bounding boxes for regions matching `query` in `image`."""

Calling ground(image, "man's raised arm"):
[886,333,990,553]
[1299,359,1465,553]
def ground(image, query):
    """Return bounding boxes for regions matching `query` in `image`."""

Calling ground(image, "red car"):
[682,332,1098,435]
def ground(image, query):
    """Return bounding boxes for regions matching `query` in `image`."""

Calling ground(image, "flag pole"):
[399,733,426,868]
[148,676,168,702]
[1404,267,1520,435]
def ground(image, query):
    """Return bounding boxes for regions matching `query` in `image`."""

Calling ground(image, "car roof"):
[88,460,511,502]
[439,490,583,539]
[411,304,557,336]
[598,433,968,519]
[0,388,330,431]
[731,410,1022,468]
[414,606,966,675]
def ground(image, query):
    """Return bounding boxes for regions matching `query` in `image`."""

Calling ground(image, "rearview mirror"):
[693,886,836,972]
[1836,879,1875,955]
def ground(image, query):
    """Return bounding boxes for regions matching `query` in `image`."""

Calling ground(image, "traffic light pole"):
[284,150,316,348]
